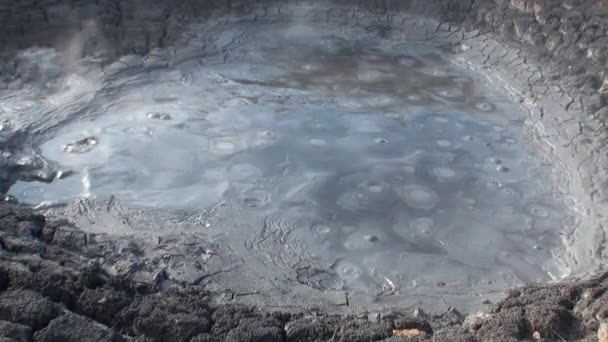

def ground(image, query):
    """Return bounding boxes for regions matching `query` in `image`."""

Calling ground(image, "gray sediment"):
[1,0,607,341]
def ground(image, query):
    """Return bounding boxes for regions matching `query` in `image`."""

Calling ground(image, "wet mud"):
[1,0,608,341]
[5,34,572,299]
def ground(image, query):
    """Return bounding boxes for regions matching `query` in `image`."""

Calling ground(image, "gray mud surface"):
[1,0,608,340]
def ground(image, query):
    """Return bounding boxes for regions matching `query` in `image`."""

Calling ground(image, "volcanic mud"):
[1,202,608,341]
[0,0,608,341]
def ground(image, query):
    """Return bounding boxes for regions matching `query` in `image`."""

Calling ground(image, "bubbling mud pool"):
[7,22,574,297]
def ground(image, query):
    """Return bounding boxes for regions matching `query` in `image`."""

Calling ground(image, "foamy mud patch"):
[3,12,579,312]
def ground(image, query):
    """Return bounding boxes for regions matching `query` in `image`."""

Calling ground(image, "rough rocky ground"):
[2,201,608,341]
[1,0,608,341]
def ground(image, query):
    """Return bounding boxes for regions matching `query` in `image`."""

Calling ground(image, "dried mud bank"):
[0,0,608,341]
[460,0,608,278]
[1,202,608,342]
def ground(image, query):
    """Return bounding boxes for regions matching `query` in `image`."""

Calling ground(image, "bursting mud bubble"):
[1,0,608,341]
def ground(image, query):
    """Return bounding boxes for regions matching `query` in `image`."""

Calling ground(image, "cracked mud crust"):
[1,202,608,341]
[0,0,608,340]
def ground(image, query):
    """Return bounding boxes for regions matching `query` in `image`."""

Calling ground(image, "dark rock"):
[285,316,337,341]
[0,321,31,342]
[132,309,210,342]
[4,259,84,307]
[33,313,126,342]
[476,307,529,341]
[225,323,284,342]
[119,293,212,342]
[191,334,214,342]
[0,233,44,253]
[0,290,61,330]
[0,269,7,291]
[525,305,576,340]
[76,288,132,326]
[332,319,392,342]
[211,306,287,341]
